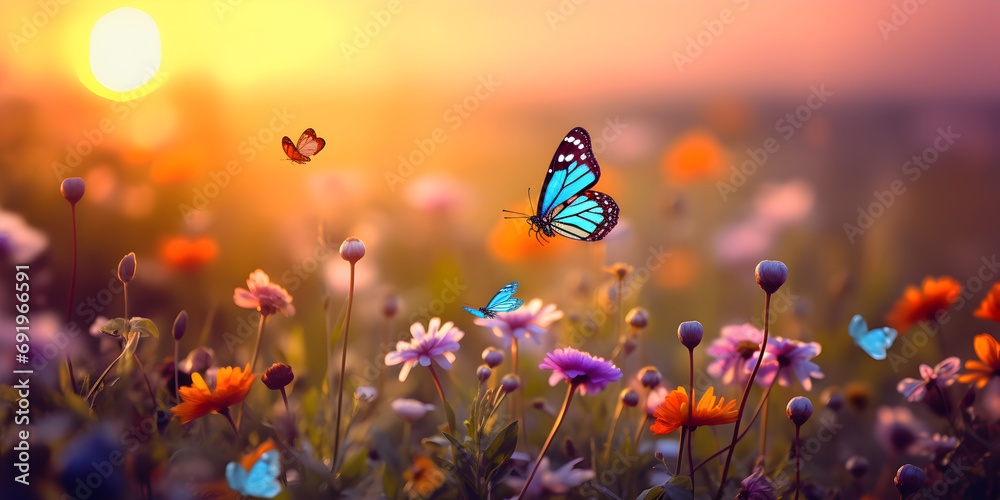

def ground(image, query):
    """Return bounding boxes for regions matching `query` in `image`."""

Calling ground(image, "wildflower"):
[896,357,960,402]
[650,386,738,435]
[645,385,669,415]
[506,457,596,498]
[385,318,464,382]
[677,321,703,349]
[707,324,765,386]
[60,177,86,204]
[392,399,435,423]
[786,396,813,426]
[755,260,788,295]
[403,455,446,498]
[539,347,622,395]
[894,464,925,498]
[974,283,1000,322]
[737,466,776,500]
[233,269,295,317]
[159,236,218,273]
[339,236,365,263]
[874,406,928,455]
[914,433,958,461]
[638,366,662,388]
[171,365,255,425]
[0,209,48,263]
[474,299,563,347]
[661,129,727,184]
[354,386,378,403]
[958,333,1000,388]
[755,337,824,391]
[261,363,294,390]
[886,276,961,332]
[604,262,634,280]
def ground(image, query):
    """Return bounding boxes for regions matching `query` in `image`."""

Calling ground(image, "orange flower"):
[403,455,445,498]
[238,439,276,471]
[650,386,738,435]
[661,130,726,185]
[958,334,1000,388]
[885,277,961,332]
[974,283,1000,323]
[159,236,218,272]
[171,365,255,425]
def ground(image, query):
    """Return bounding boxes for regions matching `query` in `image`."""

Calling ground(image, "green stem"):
[428,364,453,434]
[332,262,356,473]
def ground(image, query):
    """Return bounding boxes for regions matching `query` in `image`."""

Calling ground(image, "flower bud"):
[821,387,843,412]
[501,373,520,393]
[638,366,662,389]
[623,337,637,356]
[621,388,639,407]
[172,310,188,341]
[382,293,399,318]
[677,321,703,349]
[755,260,788,295]
[786,396,813,426]
[339,236,366,263]
[605,262,633,280]
[654,451,664,461]
[477,364,492,384]
[845,455,869,478]
[482,347,504,368]
[262,363,294,390]
[894,464,925,498]
[354,386,377,403]
[118,252,137,284]
[626,307,648,329]
[391,398,435,423]
[177,347,214,374]
[60,177,86,205]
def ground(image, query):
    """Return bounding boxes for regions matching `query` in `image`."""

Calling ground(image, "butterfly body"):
[848,314,897,360]
[463,282,523,319]
[226,449,282,498]
[282,128,326,164]
[515,127,619,242]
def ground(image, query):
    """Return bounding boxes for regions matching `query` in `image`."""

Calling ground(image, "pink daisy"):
[385,318,464,382]
[233,269,295,317]
[539,347,622,395]
[754,337,824,391]
[706,323,766,386]
[896,357,960,402]
[474,299,563,347]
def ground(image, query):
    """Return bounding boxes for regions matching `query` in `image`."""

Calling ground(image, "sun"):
[78,7,165,101]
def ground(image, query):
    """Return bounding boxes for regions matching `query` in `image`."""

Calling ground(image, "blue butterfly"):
[504,127,620,242]
[462,282,524,319]
[226,449,282,499]
[849,314,898,360]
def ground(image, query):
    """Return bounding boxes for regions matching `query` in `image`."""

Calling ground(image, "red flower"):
[973,283,1000,323]
[885,277,961,332]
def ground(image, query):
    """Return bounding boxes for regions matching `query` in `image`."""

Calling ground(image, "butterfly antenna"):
[502,209,528,219]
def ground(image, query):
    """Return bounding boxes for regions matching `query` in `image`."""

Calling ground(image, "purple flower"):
[0,209,48,264]
[391,398,435,422]
[755,337,824,391]
[914,433,958,460]
[896,356,960,402]
[474,299,563,347]
[706,324,765,386]
[539,347,622,395]
[506,457,595,498]
[233,269,295,317]
[385,318,464,382]
[874,406,928,455]
[738,466,776,500]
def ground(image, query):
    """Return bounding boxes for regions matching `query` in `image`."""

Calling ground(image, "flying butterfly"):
[848,314,898,360]
[282,128,326,164]
[504,127,619,242]
[462,281,524,319]
[226,449,282,499]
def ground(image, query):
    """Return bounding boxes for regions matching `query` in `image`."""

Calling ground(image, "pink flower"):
[233,269,294,317]
[755,337,824,391]
[897,357,960,402]
[645,385,669,416]
[391,398,436,422]
[874,406,928,455]
[474,299,563,347]
[706,324,765,386]
[738,466,776,500]
[385,318,464,382]
[539,347,622,395]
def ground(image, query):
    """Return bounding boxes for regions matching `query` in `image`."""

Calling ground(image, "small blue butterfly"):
[462,282,524,319]
[849,314,898,360]
[226,449,282,499]
[504,127,620,243]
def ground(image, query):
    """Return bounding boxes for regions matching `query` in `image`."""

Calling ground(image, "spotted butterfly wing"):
[463,281,524,319]
[529,127,619,241]
[848,314,897,360]
[226,450,282,498]
[282,128,326,164]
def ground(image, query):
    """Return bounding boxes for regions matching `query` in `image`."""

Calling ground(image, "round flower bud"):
[262,363,294,390]
[382,293,399,318]
[118,252,137,284]
[339,237,366,263]
[354,386,378,403]
[638,366,662,389]
[894,464,925,498]
[821,387,843,412]
[621,388,640,407]
[501,373,520,393]
[786,396,813,426]
[391,398,435,423]
[477,364,492,384]
[677,321,703,349]
[623,337,637,356]
[845,455,869,478]
[60,177,86,205]
[626,307,648,329]
[172,310,188,341]
[654,451,664,461]
[755,260,788,295]
[482,347,504,368]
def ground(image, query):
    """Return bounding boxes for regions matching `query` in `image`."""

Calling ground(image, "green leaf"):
[117,333,140,375]
[442,433,477,491]
[129,317,159,338]
[635,486,663,500]
[483,420,518,475]
[100,318,127,338]
[337,450,368,488]
[382,464,399,500]
[444,398,457,438]
[662,475,694,500]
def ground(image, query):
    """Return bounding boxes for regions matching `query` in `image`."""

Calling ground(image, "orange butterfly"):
[282,128,326,163]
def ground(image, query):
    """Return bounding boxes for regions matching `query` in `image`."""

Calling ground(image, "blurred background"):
[1,0,999,495]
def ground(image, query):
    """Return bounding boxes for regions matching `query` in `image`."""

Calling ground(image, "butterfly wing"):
[536,127,601,218]
[549,190,619,241]
[296,128,326,157]
[462,306,487,319]
[485,282,518,308]
[282,136,311,163]
[225,461,249,495]
[244,450,282,498]
[848,315,868,341]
